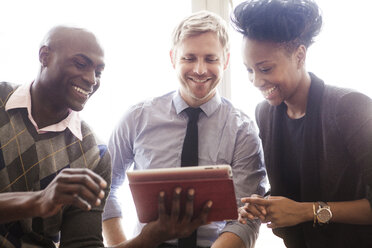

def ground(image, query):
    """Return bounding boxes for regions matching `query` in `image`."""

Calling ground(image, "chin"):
[192,93,207,100]
[266,98,283,107]
[193,89,215,100]
[70,103,85,112]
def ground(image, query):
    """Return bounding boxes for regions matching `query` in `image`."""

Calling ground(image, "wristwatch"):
[316,201,332,224]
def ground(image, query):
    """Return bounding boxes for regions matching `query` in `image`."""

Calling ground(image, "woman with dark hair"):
[232,0,372,247]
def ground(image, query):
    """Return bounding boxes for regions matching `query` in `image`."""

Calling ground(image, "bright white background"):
[0,0,190,142]
[1,1,371,247]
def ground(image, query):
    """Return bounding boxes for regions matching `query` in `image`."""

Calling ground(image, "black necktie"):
[179,107,201,248]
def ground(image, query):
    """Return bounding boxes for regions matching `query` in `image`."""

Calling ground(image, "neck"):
[285,72,311,119]
[181,90,216,108]
[30,80,69,129]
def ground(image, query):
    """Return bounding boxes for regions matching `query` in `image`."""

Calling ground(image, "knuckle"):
[54,175,64,183]
[82,175,90,184]
[72,194,80,204]
[77,185,84,194]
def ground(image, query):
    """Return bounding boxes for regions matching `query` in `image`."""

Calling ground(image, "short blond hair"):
[171,10,230,57]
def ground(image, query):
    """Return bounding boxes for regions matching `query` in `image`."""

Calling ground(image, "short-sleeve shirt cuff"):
[102,196,123,221]
[220,220,260,248]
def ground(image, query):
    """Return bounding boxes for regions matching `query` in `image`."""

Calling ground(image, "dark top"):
[255,73,372,248]
[281,114,304,201]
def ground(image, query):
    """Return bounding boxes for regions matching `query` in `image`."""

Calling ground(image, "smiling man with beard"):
[102,11,268,248]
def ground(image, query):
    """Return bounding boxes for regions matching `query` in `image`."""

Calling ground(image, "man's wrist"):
[138,223,163,248]
[1,191,42,221]
[30,191,43,217]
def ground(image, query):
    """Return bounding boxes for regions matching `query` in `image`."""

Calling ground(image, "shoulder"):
[322,84,371,116]
[320,84,372,137]
[0,82,19,104]
[80,121,110,159]
[255,100,273,127]
[255,100,271,116]
[220,97,250,120]
[323,84,356,102]
[0,81,18,91]
[219,97,257,131]
[110,91,176,139]
[124,91,175,119]
[306,73,369,116]
[79,121,111,178]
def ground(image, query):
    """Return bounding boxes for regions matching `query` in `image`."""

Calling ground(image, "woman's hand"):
[239,195,311,228]
[238,194,267,224]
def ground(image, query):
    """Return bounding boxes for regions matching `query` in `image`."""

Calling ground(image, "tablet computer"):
[127,165,238,223]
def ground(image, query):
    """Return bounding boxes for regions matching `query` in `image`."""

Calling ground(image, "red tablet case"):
[128,166,238,223]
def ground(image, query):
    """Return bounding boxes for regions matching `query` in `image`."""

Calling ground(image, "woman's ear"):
[295,45,307,68]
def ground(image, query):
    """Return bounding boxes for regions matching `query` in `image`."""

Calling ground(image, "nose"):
[83,70,98,86]
[194,59,207,75]
[250,72,264,88]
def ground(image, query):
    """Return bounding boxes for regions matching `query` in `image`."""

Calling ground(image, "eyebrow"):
[206,54,219,58]
[243,60,271,69]
[255,60,271,67]
[75,54,105,69]
[182,53,220,59]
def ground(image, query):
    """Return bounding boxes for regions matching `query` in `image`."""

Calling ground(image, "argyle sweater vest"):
[0,82,112,248]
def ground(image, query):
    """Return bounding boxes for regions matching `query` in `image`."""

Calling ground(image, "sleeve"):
[220,112,269,248]
[59,146,112,248]
[222,219,261,247]
[102,111,136,221]
[335,92,372,208]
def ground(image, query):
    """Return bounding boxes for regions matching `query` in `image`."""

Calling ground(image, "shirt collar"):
[173,90,222,117]
[5,82,83,140]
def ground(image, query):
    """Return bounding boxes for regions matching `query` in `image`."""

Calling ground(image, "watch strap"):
[318,201,329,209]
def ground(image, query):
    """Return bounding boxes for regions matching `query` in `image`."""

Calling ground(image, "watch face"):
[317,208,332,223]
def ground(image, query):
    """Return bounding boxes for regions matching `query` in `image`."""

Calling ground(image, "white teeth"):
[262,86,277,97]
[73,86,89,96]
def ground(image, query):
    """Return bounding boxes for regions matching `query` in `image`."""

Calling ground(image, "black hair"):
[231,0,322,50]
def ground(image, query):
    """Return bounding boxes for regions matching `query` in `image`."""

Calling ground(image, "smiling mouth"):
[188,77,212,83]
[73,85,90,97]
[262,86,278,98]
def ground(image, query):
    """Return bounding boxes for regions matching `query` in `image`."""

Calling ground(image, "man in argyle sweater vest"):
[0,26,111,248]
[0,81,111,247]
